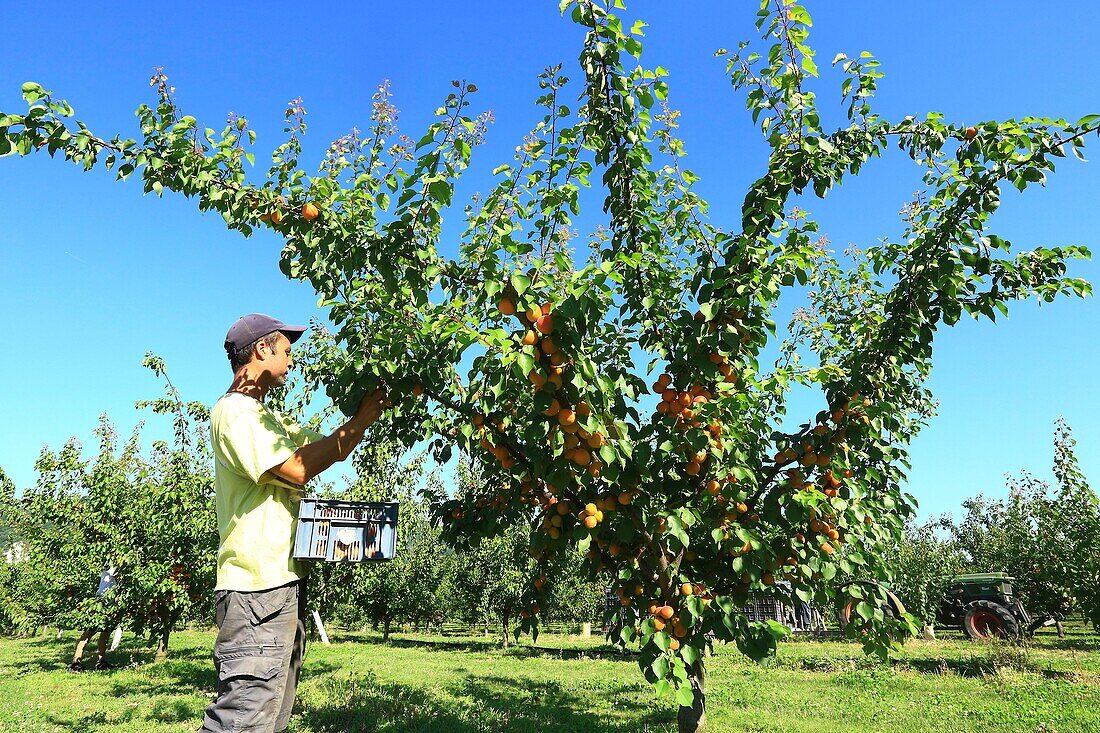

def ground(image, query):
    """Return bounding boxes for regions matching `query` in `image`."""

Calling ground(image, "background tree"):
[4,424,135,637]
[542,556,607,633]
[329,447,450,643]
[887,516,962,638]
[953,420,1100,633]
[120,354,217,660]
[2,1,1096,729]
[443,458,546,648]
[0,356,215,660]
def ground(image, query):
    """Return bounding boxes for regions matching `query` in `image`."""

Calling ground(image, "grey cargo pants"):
[198,580,306,733]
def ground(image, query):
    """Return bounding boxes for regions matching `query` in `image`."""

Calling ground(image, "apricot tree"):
[2,1,1095,729]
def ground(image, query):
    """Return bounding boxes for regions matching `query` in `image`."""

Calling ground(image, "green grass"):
[0,625,1097,733]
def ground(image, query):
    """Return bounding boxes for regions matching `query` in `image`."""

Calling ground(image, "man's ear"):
[253,341,269,362]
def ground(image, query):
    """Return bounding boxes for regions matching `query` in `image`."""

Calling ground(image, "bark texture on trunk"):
[154,609,182,662]
[382,616,392,643]
[1056,620,1066,639]
[922,624,936,641]
[501,613,511,649]
[677,659,707,733]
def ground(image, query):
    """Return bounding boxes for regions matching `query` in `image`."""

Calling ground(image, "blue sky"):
[1,1,1098,520]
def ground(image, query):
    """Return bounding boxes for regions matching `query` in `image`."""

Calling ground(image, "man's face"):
[260,332,294,386]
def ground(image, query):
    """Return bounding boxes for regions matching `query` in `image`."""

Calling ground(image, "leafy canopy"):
[1,0,1095,713]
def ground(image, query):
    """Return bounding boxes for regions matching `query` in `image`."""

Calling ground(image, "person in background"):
[69,562,120,672]
[198,314,386,733]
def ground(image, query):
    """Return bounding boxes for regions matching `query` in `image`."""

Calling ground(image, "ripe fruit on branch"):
[301,202,320,221]
[964,126,978,141]
[498,297,517,315]
[536,314,554,334]
[522,330,539,346]
[680,582,693,596]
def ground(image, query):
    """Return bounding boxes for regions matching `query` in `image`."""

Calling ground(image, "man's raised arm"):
[267,387,387,485]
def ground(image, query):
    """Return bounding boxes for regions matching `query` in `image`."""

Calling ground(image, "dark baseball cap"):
[224,314,307,354]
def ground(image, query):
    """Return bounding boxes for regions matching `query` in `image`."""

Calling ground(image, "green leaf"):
[21,82,45,105]
[674,684,695,707]
[511,273,531,296]
[428,180,452,205]
[651,655,670,679]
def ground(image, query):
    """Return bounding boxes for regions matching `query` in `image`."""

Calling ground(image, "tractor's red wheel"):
[966,610,1004,639]
[962,600,1019,641]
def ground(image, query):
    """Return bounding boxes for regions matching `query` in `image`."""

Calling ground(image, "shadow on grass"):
[1036,633,1100,653]
[336,633,636,662]
[898,655,1082,681]
[40,697,201,731]
[295,670,670,733]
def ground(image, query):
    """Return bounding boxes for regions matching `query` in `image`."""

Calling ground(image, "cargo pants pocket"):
[207,643,285,732]
[245,584,296,627]
[217,644,282,682]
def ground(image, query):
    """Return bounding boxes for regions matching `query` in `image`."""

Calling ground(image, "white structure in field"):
[3,542,26,564]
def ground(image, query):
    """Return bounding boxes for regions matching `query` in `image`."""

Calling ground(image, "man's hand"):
[354,386,389,427]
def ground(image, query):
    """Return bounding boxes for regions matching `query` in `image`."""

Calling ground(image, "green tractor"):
[936,573,1060,640]
[837,573,1061,641]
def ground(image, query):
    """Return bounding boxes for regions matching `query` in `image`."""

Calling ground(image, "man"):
[199,313,386,733]
[69,562,120,672]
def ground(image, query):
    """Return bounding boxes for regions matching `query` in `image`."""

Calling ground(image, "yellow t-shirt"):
[210,392,324,592]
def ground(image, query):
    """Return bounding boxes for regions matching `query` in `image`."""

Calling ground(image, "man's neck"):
[228,370,267,402]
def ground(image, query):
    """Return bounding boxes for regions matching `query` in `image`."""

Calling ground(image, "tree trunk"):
[1056,619,1066,639]
[922,624,936,641]
[382,616,392,643]
[154,608,182,662]
[677,658,707,733]
[501,613,510,649]
[154,626,170,662]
